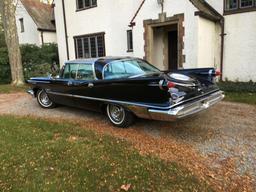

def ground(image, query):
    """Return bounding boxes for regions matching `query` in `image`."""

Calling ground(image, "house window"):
[240,0,254,8]
[19,18,24,33]
[74,33,105,59]
[224,0,256,14]
[225,0,238,10]
[76,0,97,10]
[127,30,133,52]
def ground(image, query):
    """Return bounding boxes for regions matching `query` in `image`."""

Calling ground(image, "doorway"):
[168,30,178,71]
[143,13,184,71]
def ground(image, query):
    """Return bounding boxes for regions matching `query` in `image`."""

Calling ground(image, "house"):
[15,0,57,46]
[53,0,256,82]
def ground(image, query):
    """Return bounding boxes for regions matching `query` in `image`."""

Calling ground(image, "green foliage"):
[0,43,59,84]
[0,115,213,192]
[218,81,256,105]
[21,43,59,79]
[218,81,256,93]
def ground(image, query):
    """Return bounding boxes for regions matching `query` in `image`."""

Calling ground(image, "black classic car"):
[27,57,224,128]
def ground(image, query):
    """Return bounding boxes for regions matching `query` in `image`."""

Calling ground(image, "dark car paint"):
[27,57,220,114]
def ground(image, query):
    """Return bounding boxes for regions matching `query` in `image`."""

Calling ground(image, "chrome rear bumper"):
[148,91,224,121]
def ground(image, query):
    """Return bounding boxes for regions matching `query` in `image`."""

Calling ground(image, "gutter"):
[61,0,70,60]
[220,18,225,81]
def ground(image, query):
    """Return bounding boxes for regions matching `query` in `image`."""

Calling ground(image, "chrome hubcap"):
[39,90,52,107]
[109,105,125,123]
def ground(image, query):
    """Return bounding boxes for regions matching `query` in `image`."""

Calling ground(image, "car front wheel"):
[37,89,56,109]
[106,104,135,128]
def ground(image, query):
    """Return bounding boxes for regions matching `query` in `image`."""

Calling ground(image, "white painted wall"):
[42,31,57,44]
[54,0,200,68]
[16,0,40,45]
[197,17,220,69]
[223,12,256,82]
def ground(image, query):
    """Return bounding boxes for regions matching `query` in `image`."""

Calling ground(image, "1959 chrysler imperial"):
[27,57,224,128]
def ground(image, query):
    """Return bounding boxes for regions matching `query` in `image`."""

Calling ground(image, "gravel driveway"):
[0,93,255,191]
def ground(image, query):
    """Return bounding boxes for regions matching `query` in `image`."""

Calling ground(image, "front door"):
[168,30,178,71]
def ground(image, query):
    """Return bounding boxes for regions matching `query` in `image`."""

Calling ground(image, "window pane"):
[240,0,253,7]
[90,37,97,58]
[83,37,90,58]
[91,0,97,6]
[75,33,105,59]
[77,64,94,80]
[77,0,84,9]
[70,64,79,79]
[127,30,133,51]
[63,64,70,78]
[226,0,238,10]
[76,38,83,58]
[84,0,90,7]
[104,60,160,80]
[97,35,104,57]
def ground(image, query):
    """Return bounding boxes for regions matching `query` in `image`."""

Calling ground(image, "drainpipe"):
[220,18,226,81]
[62,0,70,60]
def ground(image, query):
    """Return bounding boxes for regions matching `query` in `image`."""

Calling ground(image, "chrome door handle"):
[88,83,94,88]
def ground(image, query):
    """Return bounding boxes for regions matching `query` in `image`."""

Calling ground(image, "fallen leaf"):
[121,184,131,191]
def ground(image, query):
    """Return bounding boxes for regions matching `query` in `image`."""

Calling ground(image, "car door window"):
[62,64,79,79]
[76,64,95,80]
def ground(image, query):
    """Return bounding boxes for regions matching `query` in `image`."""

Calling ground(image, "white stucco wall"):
[54,0,200,68]
[197,17,220,69]
[42,31,57,44]
[223,12,256,82]
[16,0,40,45]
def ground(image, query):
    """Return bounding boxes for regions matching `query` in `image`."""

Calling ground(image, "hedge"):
[0,43,59,84]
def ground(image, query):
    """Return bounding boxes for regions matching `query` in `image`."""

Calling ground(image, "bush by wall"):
[217,81,256,93]
[0,43,59,84]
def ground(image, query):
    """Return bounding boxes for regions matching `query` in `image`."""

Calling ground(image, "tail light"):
[167,81,176,88]
[215,70,221,76]
[159,80,176,90]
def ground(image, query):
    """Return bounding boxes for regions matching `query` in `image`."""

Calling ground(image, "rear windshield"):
[103,59,160,80]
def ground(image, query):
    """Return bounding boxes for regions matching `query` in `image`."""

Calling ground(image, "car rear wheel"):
[106,104,135,128]
[37,89,56,109]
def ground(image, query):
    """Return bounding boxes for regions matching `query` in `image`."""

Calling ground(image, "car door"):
[47,63,79,107]
[70,63,102,111]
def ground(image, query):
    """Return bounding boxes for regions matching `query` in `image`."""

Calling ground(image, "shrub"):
[21,43,59,80]
[218,81,256,93]
[0,47,11,84]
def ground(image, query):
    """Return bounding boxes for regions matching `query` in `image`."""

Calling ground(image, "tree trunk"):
[0,0,24,86]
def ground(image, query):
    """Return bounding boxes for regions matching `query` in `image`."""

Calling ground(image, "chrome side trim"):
[47,90,167,110]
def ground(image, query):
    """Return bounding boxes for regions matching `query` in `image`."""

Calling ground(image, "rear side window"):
[77,64,94,80]
[63,64,79,79]
[62,63,94,80]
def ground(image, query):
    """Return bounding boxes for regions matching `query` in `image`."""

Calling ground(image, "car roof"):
[64,56,139,65]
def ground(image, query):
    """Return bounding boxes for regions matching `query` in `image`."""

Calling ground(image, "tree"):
[0,0,24,86]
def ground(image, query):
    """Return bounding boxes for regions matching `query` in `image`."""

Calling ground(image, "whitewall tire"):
[106,104,135,128]
[37,89,56,109]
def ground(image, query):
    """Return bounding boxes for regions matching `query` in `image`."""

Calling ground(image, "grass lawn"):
[224,92,256,105]
[0,116,213,192]
[0,84,27,94]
